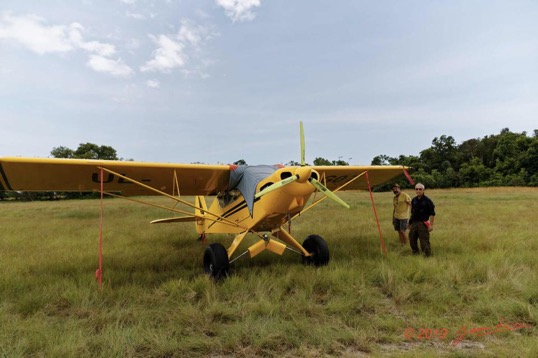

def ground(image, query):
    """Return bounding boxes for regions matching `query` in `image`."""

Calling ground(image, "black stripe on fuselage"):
[207,196,261,229]
[0,164,13,191]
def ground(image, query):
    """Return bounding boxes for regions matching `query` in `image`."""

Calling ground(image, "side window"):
[217,190,241,207]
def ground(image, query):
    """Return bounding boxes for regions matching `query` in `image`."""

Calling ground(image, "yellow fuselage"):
[200,167,318,234]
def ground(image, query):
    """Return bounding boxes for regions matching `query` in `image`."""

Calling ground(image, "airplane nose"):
[294,167,312,183]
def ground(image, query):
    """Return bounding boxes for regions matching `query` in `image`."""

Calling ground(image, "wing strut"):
[403,168,415,186]
[97,167,247,231]
[290,171,368,220]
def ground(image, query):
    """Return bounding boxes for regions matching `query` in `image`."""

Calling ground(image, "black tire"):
[301,234,330,266]
[203,243,230,280]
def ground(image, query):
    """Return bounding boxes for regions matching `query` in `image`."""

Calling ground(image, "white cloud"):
[141,34,186,73]
[178,22,203,46]
[141,20,212,73]
[0,12,74,54]
[215,0,261,22]
[0,12,132,77]
[79,40,117,57]
[69,23,116,57]
[87,55,133,77]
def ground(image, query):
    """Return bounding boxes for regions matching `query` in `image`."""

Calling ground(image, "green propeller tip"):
[310,178,350,209]
[300,121,305,166]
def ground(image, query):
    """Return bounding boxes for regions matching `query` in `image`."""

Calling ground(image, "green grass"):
[1,188,537,357]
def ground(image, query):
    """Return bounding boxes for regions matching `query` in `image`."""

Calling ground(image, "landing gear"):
[301,234,329,266]
[203,243,229,280]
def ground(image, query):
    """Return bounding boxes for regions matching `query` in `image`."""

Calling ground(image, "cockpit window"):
[217,190,241,207]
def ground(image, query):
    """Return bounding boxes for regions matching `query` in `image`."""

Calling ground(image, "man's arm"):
[428,197,436,231]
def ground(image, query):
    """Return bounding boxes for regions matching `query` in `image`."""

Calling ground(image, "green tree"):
[313,157,332,165]
[286,160,301,166]
[331,158,349,166]
[74,143,118,160]
[371,155,394,165]
[420,135,458,172]
[409,168,436,189]
[372,128,538,189]
[459,158,491,187]
[51,143,118,160]
[311,157,349,166]
[479,134,499,168]
[51,146,75,158]
[492,130,532,178]
[518,134,538,182]
[457,138,483,164]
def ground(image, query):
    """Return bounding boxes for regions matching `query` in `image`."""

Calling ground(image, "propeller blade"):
[300,121,305,166]
[254,175,299,199]
[309,178,350,209]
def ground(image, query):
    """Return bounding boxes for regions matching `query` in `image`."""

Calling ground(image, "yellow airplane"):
[0,123,407,280]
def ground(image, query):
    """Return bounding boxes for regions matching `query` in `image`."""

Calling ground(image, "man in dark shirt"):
[409,183,436,256]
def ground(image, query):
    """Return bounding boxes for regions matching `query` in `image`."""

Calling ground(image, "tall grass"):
[1,188,537,357]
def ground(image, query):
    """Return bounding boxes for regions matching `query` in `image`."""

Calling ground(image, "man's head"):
[392,183,401,194]
[415,183,425,197]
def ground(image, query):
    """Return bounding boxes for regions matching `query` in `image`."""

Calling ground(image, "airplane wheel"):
[301,234,329,266]
[203,243,229,280]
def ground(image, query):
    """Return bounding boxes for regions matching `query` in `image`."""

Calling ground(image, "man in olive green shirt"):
[392,183,411,245]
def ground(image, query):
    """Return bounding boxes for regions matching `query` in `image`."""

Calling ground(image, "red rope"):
[365,171,387,256]
[95,167,104,290]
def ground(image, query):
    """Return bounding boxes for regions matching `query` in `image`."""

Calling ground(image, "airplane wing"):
[0,157,231,196]
[312,165,408,191]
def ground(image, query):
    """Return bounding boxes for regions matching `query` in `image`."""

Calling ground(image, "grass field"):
[1,188,537,357]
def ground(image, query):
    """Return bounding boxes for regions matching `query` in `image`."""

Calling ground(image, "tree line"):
[373,128,538,189]
[59,128,538,189]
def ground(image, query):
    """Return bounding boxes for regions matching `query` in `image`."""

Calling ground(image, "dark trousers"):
[409,222,431,256]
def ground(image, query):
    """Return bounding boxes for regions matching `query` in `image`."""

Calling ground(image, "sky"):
[1,1,537,166]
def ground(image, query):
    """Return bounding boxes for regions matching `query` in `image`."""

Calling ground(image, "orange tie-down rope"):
[365,171,387,256]
[95,167,104,290]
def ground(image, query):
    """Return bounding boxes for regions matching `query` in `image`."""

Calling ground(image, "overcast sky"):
[1,1,537,165]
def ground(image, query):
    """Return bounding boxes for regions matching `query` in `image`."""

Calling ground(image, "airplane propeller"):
[309,177,350,209]
[254,122,350,209]
[300,121,306,166]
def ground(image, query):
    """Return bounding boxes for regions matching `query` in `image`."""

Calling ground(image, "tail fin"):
[194,196,208,234]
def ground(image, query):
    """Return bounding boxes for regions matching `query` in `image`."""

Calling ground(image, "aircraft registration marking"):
[91,173,151,184]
